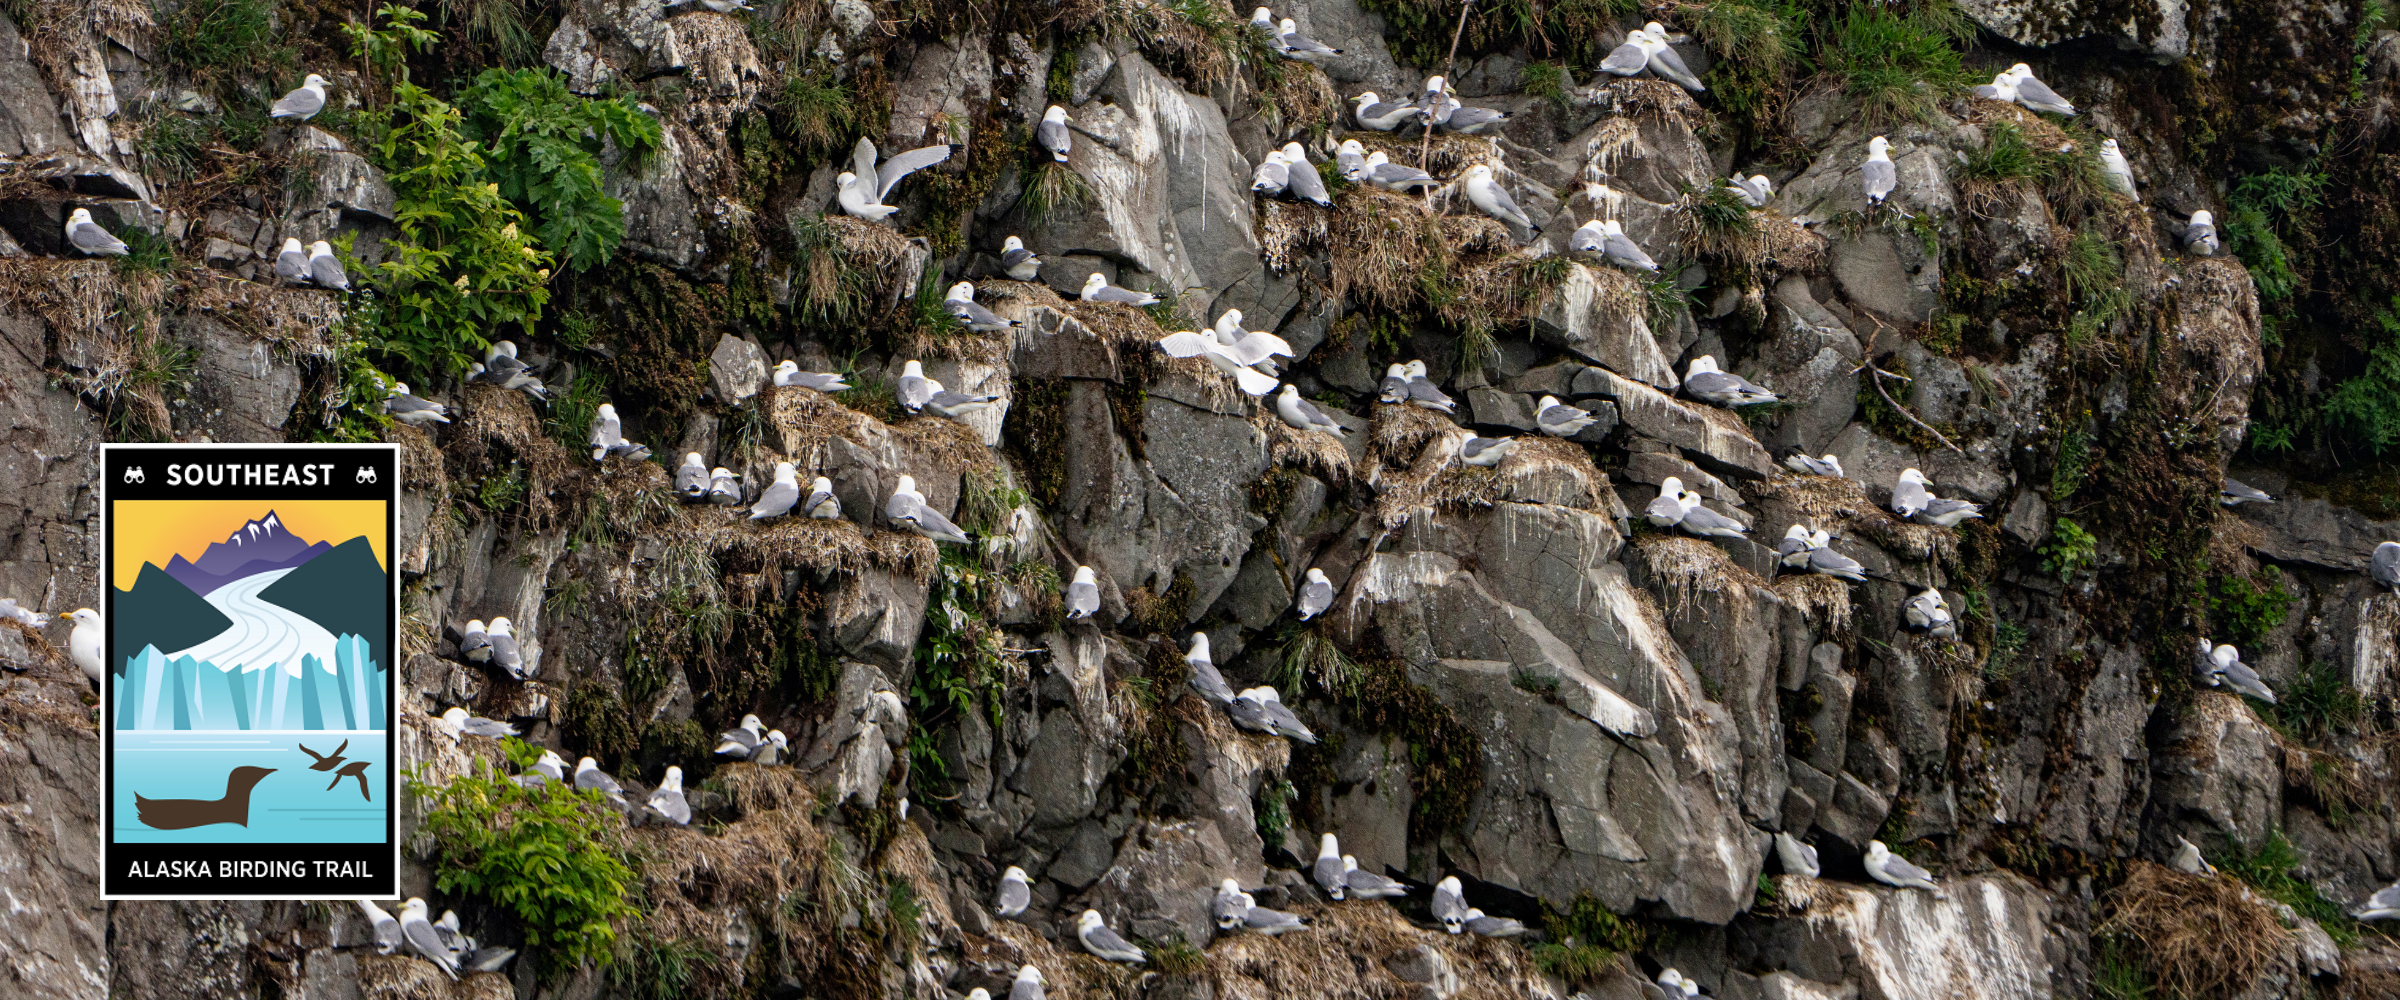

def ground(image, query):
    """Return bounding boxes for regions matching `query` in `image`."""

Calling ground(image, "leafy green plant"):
[457,69,662,270]
[2061,229,2124,302]
[2216,830,2360,945]
[1253,778,1294,849]
[2261,660,2363,742]
[438,0,541,67]
[367,78,557,376]
[2039,517,2097,580]
[1815,4,1972,126]
[2324,296,2400,452]
[1533,893,1646,986]
[1021,162,1093,228]
[2051,423,2093,500]
[1521,61,1571,108]
[2207,569,2292,647]
[342,4,440,88]
[1985,618,2028,680]
[408,739,640,970]
[2093,936,2153,1000]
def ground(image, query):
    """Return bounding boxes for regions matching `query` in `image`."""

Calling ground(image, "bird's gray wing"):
[1285,156,1331,204]
[1570,226,1604,252]
[1406,378,1454,408]
[795,372,850,391]
[2222,478,2272,502]
[1298,579,1333,616]
[1810,548,1864,577]
[387,395,443,417]
[487,634,524,675]
[950,299,1016,328]
[850,136,881,190]
[402,920,457,977]
[1084,924,1142,957]
[1645,494,1687,523]
[676,464,708,494]
[1777,537,1811,560]
[1245,905,1306,932]
[1000,247,1037,270]
[1227,698,1275,732]
[1604,232,1657,269]
[2377,544,2400,586]
[751,479,799,517]
[276,249,309,282]
[998,878,1031,914]
[272,88,324,118]
[802,485,835,513]
[1037,120,1072,159]
[648,788,691,825]
[927,389,990,411]
[2014,76,2073,112]
[1314,855,1347,894]
[1685,371,1747,398]
[1922,498,1981,518]
[1460,437,1501,460]
[1094,286,1156,305]
[70,221,127,253]
[1481,184,1534,227]
[1599,41,1648,75]
[898,374,932,410]
[1292,395,1335,426]
[2369,884,2400,910]
[1863,160,1896,200]
[1369,164,1434,189]
[1189,658,1236,702]
[1066,580,1099,617]
[1539,404,1591,434]
[311,255,349,289]
[913,505,973,542]
[885,489,918,523]
[1282,29,1335,53]
[1377,374,1410,403]
[1648,45,1703,89]
[1892,479,1928,513]
[877,144,954,201]
[1885,853,1935,883]
[465,718,519,737]
[1682,506,1745,533]
[467,947,517,972]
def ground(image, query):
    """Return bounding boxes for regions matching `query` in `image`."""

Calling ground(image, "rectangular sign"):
[100,443,401,900]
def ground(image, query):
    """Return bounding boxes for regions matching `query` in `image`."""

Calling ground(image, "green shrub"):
[1533,893,1645,985]
[408,738,640,970]
[1815,5,1972,126]
[1521,61,1571,107]
[157,0,287,89]
[457,68,662,271]
[2039,517,2097,580]
[1961,122,2040,183]
[2262,660,2363,742]
[2217,829,2360,945]
[2207,568,2292,647]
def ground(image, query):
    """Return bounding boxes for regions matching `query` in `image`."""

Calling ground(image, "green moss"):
[2259,660,2363,743]
[2217,829,2362,946]
[1123,574,1197,635]
[1855,354,1949,451]
[1147,936,1207,976]
[563,683,639,775]
[1532,894,1645,987]
[1002,377,1071,507]
[1961,122,2041,183]
[636,718,711,786]
[1521,61,1571,108]
[2205,568,2291,647]
[1318,627,1483,841]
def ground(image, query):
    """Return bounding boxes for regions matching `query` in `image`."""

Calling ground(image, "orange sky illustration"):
[111,500,387,589]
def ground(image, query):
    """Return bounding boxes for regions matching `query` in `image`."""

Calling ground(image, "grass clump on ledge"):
[1812,4,1973,126]
[407,737,641,972]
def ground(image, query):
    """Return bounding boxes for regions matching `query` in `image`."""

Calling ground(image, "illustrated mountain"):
[256,535,389,671]
[159,511,330,596]
[113,562,233,672]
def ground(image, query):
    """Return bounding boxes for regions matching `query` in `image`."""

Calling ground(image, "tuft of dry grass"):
[2099,861,2292,1000]
[1367,402,1457,464]
[1328,185,1447,312]
[1350,131,1498,181]
[356,955,515,1000]
[444,384,581,526]
[1635,535,1759,623]
[765,383,997,480]
[1581,77,1703,124]
[1254,408,1354,483]
[1774,572,1854,638]
[690,509,940,582]
[1259,199,1332,276]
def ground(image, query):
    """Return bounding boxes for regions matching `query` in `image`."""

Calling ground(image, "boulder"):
[1531,263,1677,388]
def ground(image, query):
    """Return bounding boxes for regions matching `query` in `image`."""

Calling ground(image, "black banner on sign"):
[100,443,401,900]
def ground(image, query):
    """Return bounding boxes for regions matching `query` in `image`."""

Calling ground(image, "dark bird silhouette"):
[135,766,276,830]
[297,739,349,772]
[329,760,372,801]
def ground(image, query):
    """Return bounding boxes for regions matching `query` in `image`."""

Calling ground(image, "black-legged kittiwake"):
[1252,148,1291,197]
[1640,23,1705,91]
[1904,589,1956,639]
[0,599,42,630]
[1775,831,1820,877]
[1342,856,1408,898]
[2171,836,2216,876]
[574,755,632,812]
[383,383,450,425]
[486,617,529,679]
[1461,908,1526,937]
[1863,136,1896,206]
[923,379,1002,420]
[1675,492,1748,539]
[587,403,625,461]
[275,238,309,283]
[644,765,692,826]
[676,452,710,499]
[1535,395,1599,437]
[1570,219,1606,253]
[1038,106,1073,163]
[1080,272,1162,306]
[1460,436,1516,467]
[1295,567,1334,620]
[1463,164,1540,233]
[1011,965,1046,1000]
[1282,143,1333,206]
[772,359,851,392]
[1277,17,1341,60]
[1001,235,1041,280]
[2185,210,2220,256]
[1598,29,1650,78]
[716,713,766,758]
[1251,686,1316,743]
[898,359,935,413]
[749,462,800,520]
[1352,93,1421,132]
[356,899,402,954]
[1891,467,1982,526]
[308,240,350,291]
[436,706,518,740]
[458,619,492,663]
[2198,639,2277,703]
[65,208,128,256]
[946,281,1024,331]
[2099,138,2137,197]
[1431,875,1467,933]
[804,476,839,519]
[1214,878,1251,928]
[1776,525,1814,570]
[1336,138,1370,180]
[1724,174,1773,208]
[1362,151,1438,192]
[708,467,742,504]
[2353,882,2400,920]
[1806,530,1866,582]
[1313,833,1347,899]
[996,865,1032,917]
[1682,355,1780,406]
[1227,690,1278,734]
[889,475,974,544]
[1276,384,1348,438]
[1597,219,1657,272]
[1076,910,1146,963]
[271,74,330,120]
[839,136,954,222]
[2006,63,2075,115]
[1863,840,1939,893]
[1186,633,1237,704]
[2375,541,2400,592]
[1783,453,1843,478]
[1065,566,1100,620]
[399,898,459,979]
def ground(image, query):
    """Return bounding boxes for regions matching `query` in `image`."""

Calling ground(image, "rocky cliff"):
[4,0,2400,997]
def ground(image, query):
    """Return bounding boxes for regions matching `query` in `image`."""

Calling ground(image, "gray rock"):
[1464,388,1536,431]
[169,315,301,443]
[1815,771,1890,853]
[1531,263,1677,388]
[2149,692,2282,852]
[709,334,768,406]
[1575,366,1773,477]
[800,661,905,807]
[1082,820,1245,948]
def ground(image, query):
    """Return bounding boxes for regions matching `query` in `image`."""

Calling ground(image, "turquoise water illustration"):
[112,730,387,843]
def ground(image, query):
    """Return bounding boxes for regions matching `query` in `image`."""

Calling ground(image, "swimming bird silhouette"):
[135,765,276,829]
[298,739,349,772]
[329,760,372,801]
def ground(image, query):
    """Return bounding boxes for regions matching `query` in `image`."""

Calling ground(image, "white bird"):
[64,208,127,256]
[1904,589,1956,639]
[1215,878,1253,929]
[2099,138,2138,197]
[516,751,569,789]
[1000,235,1041,280]
[1065,566,1101,620]
[1431,875,1467,933]
[2006,63,2076,115]
[1724,174,1773,208]
[1252,148,1291,198]
[1863,840,1939,892]
[307,240,349,290]
[1335,138,1370,180]
[1645,476,1690,529]
[356,899,402,954]
[1676,491,1749,539]
[1276,17,1341,60]
[271,74,330,120]
[644,765,692,826]
[458,619,492,663]
[921,378,1002,420]
[1775,831,1820,877]
[1461,908,1526,937]
[1250,686,1316,743]
[675,452,709,499]
[1276,384,1348,438]
[485,617,528,679]
[2374,541,2400,592]
[383,383,449,425]
[2185,210,2220,256]
[1888,468,1981,526]
[1281,143,1332,206]
[2199,640,2278,703]
[436,706,518,740]
[1462,164,1540,234]
[837,136,953,222]
[1783,453,1843,478]
[1972,68,2021,102]
[398,899,458,979]
[750,462,801,520]
[1295,567,1334,621]
[1378,360,1453,412]
[1863,136,1897,207]
[1805,529,1866,582]
[573,755,630,813]
[478,341,543,397]
[1361,151,1438,192]
[754,730,788,765]
[715,714,766,757]
[1569,219,1606,254]
[0,598,44,629]
[588,403,625,461]
[1459,436,1516,467]
[1598,29,1652,78]
[1037,106,1073,163]
[1658,970,1689,997]
[2353,882,2400,921]
[1227,689,1278,735]
[2170,836,2216,876]
[662,0,754,13]
[1241,896,1310,934]
[1313,833,1347,899]
[1077,910,1146,963]
[897,359,935,413]
[1341,856,1409,898]
[889,475,973,544]
[1596,219,1657,272]
[1080,272,1161,306]
[274,237,309,283]
[1535,395,1599,437]
[804,476,840,519]
[1682,355,1780,407]
[771,359,851,392]
[708,467,742,504]
[68,608,102,685]
[1639,23,1705,91]
[1185,633,1237,704]
[1352,93,1421,132]
[997,865,1033,917]
[1776,524,1815,570]
[945,281,1023,332]
[1011,965,1047,1000]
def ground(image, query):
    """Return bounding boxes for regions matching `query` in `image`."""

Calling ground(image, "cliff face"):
[3,0,2400,997]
